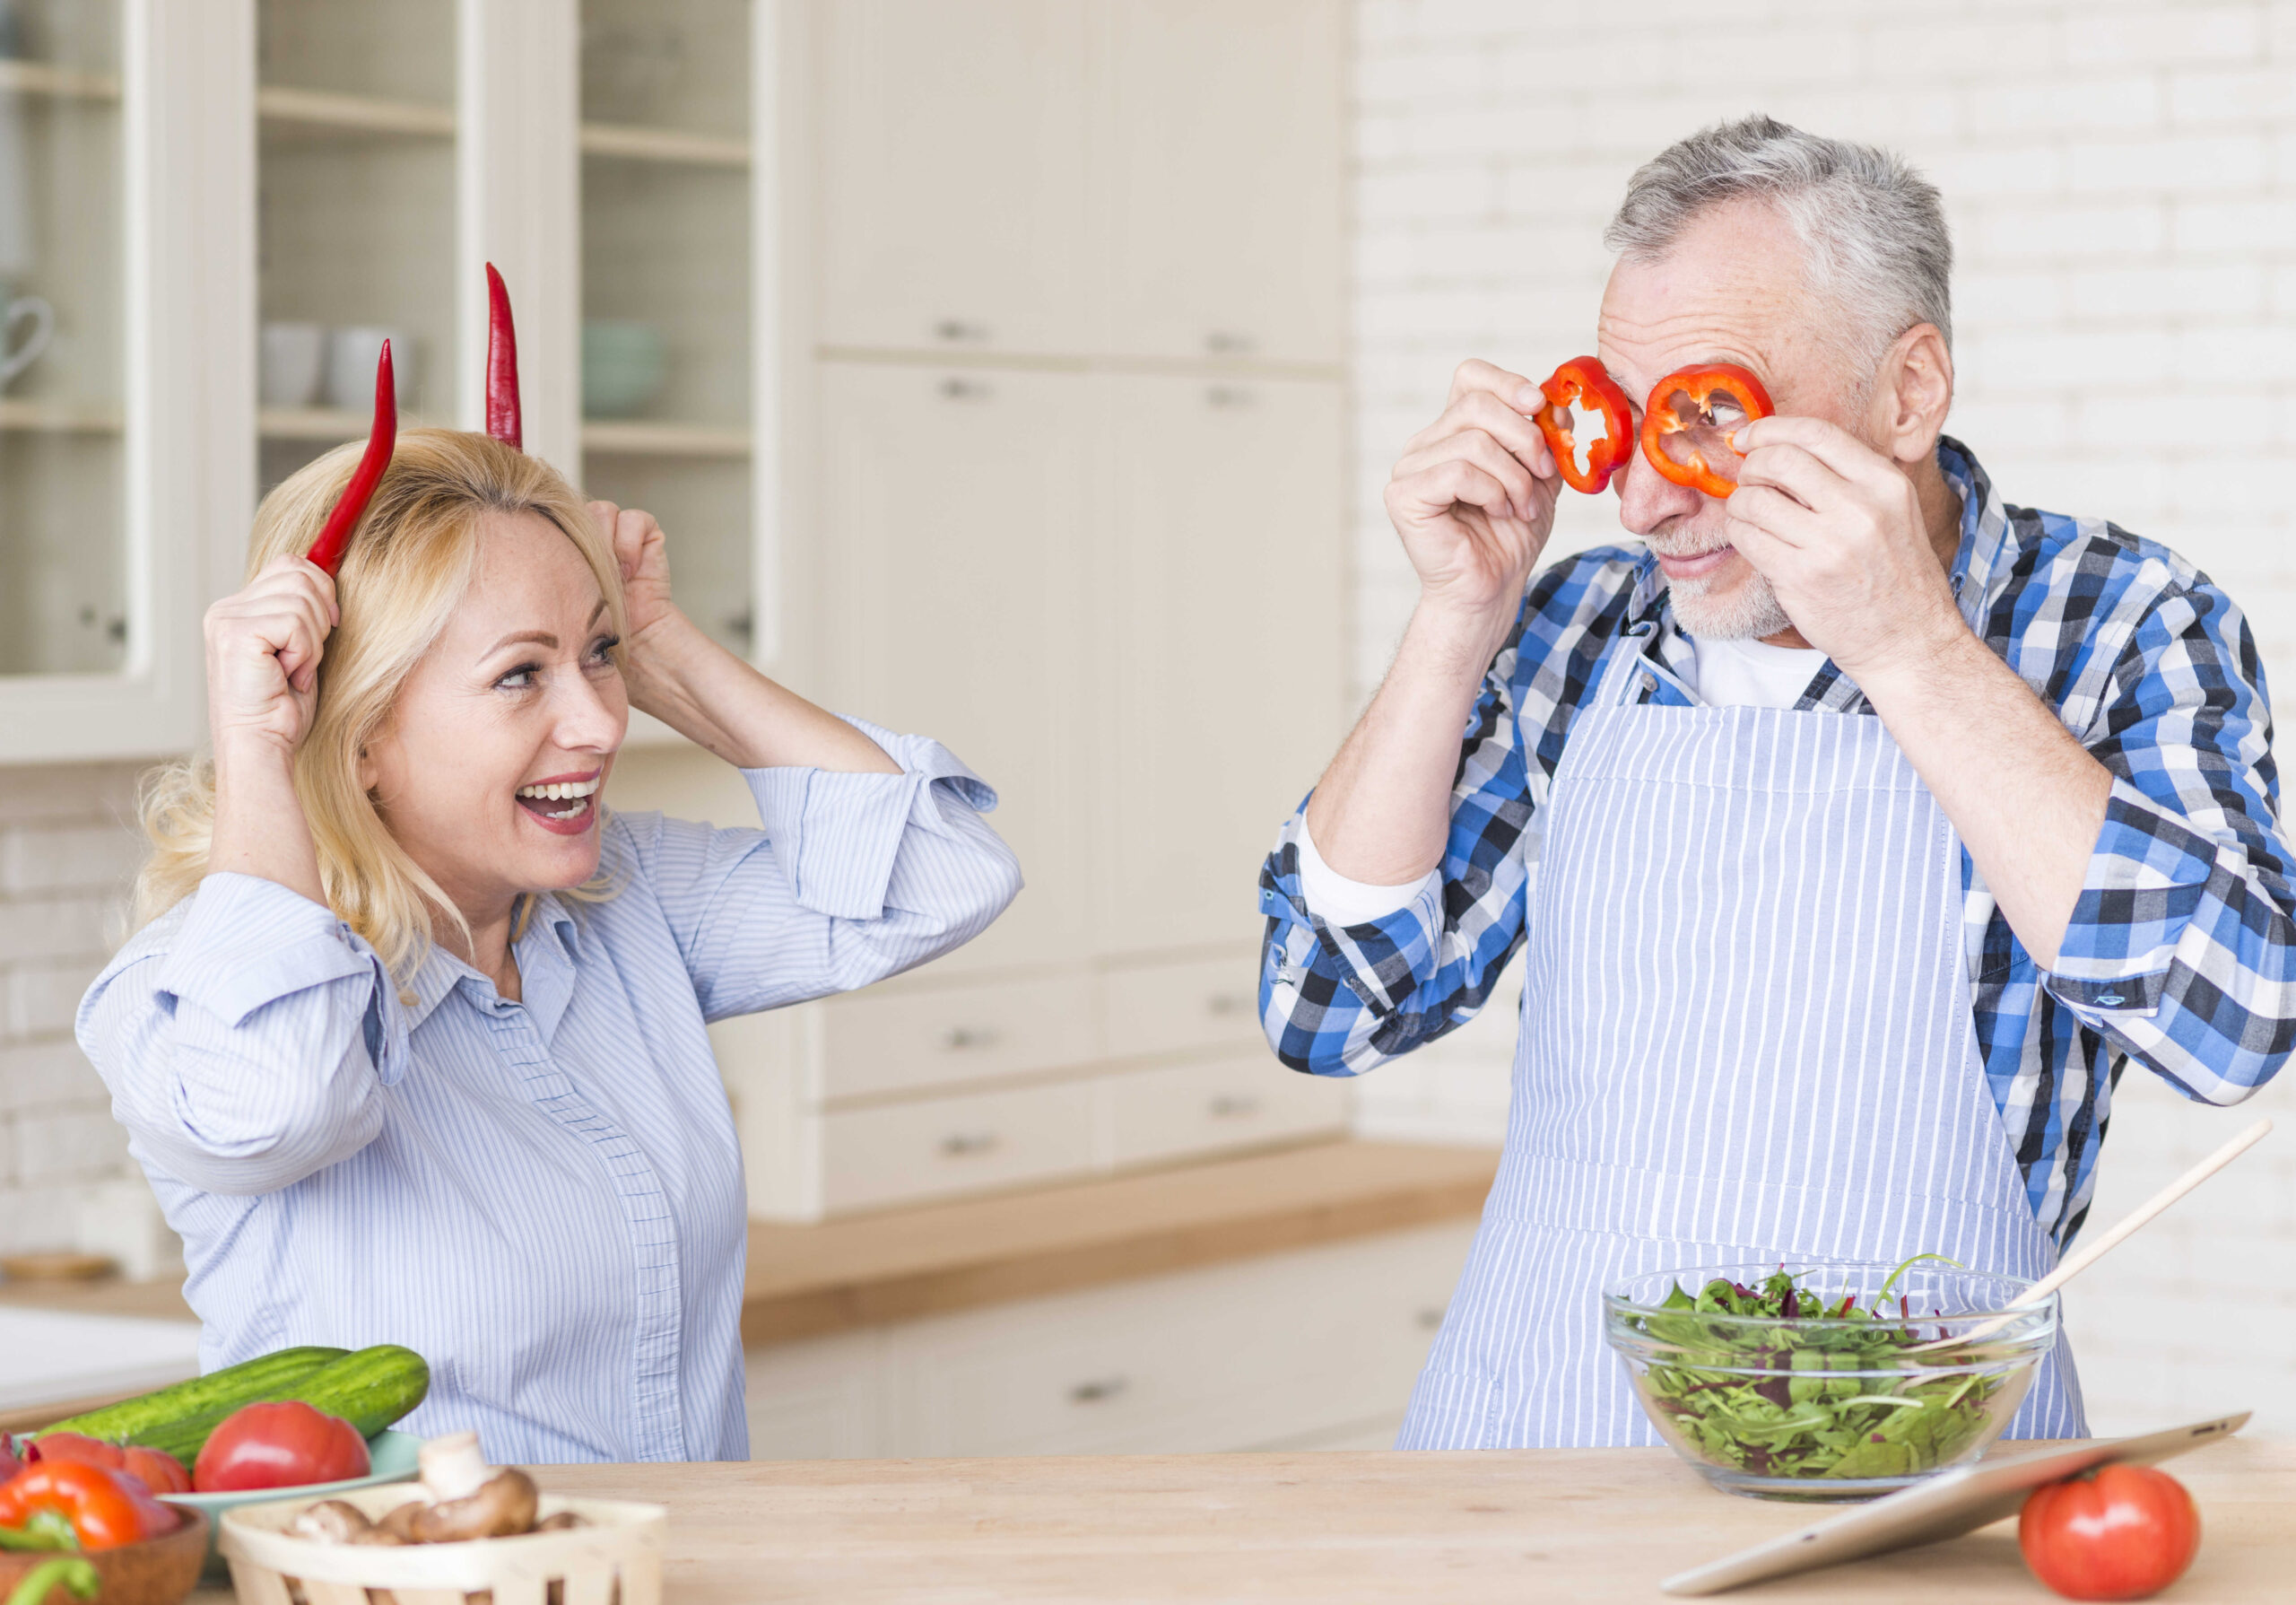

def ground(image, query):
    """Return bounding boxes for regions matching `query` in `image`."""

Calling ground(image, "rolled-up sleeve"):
[76,874,400,1197]
[627,716,1022,1020]
[2047,579,2296,1101]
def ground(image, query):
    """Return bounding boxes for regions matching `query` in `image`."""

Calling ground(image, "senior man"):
[1257,115,2295,1450]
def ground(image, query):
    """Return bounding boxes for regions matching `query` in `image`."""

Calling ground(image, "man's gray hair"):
[1605,115,1952,367]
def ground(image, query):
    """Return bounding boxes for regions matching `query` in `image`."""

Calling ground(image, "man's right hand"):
[1383,360,1562,626]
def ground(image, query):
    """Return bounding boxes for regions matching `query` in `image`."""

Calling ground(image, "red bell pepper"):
[1638,362,1774,499]
[27,1434,191,1497]
[0,1462,179,1552]
[1534,356,1636,494]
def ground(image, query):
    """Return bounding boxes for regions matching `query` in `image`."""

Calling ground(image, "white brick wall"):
[1348,0,2296,1435]
[0,763,177,1270]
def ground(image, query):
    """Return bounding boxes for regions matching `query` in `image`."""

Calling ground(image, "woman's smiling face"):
[360,510,630,927]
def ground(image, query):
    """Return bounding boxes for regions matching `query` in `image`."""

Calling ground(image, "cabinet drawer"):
[1106,1054,1349,1170]
[1100,954,1263,1059]
[820,1079,1099,1214]
[820,976,1092,1103]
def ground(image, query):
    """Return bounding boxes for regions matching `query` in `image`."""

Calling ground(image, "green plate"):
[161,1428,422,1564]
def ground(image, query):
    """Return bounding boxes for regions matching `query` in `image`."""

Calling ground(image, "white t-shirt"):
[1296,628,1831,927]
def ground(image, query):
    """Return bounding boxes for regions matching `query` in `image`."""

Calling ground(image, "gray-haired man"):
[1257,115,2294,1450]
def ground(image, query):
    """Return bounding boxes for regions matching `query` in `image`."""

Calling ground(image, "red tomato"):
[27,1432,124,1470]
[121,1444,193,1496]
[192,1401,370,1493]
[2020,1464,2202,1601]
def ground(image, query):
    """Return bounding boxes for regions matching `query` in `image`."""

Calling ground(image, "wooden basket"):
[218,1484,665,1605]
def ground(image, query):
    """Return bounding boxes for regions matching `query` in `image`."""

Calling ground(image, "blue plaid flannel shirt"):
[1258,438,2294,1248]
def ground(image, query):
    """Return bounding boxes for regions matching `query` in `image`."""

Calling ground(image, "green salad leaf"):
[1624,1259,2009,1481]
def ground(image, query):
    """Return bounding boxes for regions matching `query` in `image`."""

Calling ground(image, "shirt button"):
[2095,992,2124,1007]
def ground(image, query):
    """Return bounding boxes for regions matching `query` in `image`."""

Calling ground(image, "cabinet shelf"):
[579,122,749,169]
[0,58,121,101]
[259,406,447,442]
[581,420,752,458]
[0,399,123,434]
[257,85,454,140]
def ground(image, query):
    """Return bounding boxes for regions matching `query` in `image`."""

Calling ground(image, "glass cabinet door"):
[578,0,755,659]
[0,1,125,676]
[256,0,456,496]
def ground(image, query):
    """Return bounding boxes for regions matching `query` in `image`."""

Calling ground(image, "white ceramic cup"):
[326,326,414,412]
[0,294,54,393]
[258,321,326,408]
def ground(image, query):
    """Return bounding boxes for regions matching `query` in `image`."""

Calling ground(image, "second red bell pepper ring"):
[1639,362,1774,498]
[1534,356,1635,494]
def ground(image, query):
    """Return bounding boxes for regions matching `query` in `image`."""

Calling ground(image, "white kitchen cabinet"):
[1100,0,1345,365]
[817,974,1095,1103]
[814,0,1092,357]
[744,1222,1476,1461]
[1102,1051,1350,1171]
[1098,373,1347,955]
[814,360,1093,975]
[1100,952,1265,1060]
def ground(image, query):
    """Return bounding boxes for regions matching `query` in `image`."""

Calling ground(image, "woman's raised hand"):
[204,556,339,757]
[591,501,680,643]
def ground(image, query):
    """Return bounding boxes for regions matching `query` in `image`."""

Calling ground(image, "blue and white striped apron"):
[1397,624,2085,1448]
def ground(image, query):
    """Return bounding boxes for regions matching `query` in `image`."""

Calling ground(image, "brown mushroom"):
[293,1500,375,1543]
[377,1498,429,1543]
[404,1468,540,1543]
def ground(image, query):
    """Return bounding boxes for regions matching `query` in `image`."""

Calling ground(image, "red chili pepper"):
[1638,362,1774,499]
[1534,356,1635,494]
[303,340,397,576]
[485,261,522,449]
[0,1462,178,1551]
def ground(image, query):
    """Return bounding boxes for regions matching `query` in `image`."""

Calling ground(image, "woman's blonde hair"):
[135,428,627,980]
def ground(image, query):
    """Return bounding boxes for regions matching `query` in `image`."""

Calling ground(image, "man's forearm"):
[1304,598,1518,885]
[1858,628,2112,970]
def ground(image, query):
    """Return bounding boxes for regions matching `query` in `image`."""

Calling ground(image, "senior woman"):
[76,425,1022,1463]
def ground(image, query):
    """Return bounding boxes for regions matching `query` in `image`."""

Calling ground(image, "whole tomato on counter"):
[2020,1464,2201,1601]
[192,1400,369,1493]
[24,1434,192,1496]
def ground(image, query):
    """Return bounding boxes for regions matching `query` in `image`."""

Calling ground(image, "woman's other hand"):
[592,501,681,645]
[204,556,339,758]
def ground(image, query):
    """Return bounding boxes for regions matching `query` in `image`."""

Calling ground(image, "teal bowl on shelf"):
[582,320,668,417]
[161,1427,422,1568]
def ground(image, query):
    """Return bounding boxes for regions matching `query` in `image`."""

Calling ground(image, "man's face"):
[1596,200,1866,641]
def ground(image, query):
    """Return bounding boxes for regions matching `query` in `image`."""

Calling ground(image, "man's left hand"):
[1722,416,1962,679]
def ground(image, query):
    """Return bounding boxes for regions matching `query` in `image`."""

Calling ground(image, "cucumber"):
[39,1346,349,1443]
[129,1344,430,1466]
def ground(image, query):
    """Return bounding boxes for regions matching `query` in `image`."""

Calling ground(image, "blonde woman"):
[76,429,1022,1463]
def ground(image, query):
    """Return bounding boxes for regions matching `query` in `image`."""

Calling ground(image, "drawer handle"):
[1416,1307,1445,1330]
[940,1131,1002,1157]
[1205,992,1253,1016]
[1205,329,1256,355]
[1205,385,1256,409]
[1208,1095,1261,1120]
[934,318,990,343]
[1069,1375,1130,1405]
[938,376,995,403]
[943,1025,1001,1051]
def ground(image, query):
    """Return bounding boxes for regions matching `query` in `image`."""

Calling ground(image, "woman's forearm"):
[620,610,900,774]
[209,737,326,905]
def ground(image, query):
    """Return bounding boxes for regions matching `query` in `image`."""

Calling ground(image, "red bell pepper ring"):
[485,261,522,449]
[1638,362,1774,499]
[0,1461,179,1552]
[303,339,397,576]
[1533,356,1635,494]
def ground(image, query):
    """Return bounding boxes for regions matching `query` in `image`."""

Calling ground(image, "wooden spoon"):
[1910,1115,2272,1351]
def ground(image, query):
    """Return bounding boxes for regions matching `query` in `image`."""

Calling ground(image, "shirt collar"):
[399,894,583,1036]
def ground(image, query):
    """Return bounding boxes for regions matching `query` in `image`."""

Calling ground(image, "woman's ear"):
[1872,323,1954,466]
[356,739,378,794]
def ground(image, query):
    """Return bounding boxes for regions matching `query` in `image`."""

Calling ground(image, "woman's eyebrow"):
[484,629,558,654]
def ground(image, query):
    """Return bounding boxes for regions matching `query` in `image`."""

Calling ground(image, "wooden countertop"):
[0,1140,1497,1426]
[190,1436,2290,1603]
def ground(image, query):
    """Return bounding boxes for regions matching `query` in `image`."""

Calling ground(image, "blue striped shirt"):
[78,720,1022,1464]
[1259,439,2294,1249]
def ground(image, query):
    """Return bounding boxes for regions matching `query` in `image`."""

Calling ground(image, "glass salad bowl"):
[1603,1259,2057,1502]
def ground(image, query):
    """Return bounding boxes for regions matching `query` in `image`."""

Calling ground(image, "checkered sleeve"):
[2047,574,2296,1102]
[1256,606,1541,1077]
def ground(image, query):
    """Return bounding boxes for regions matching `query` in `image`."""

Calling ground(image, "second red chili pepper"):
[1639,362,1774,499]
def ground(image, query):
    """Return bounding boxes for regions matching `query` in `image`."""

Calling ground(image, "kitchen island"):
[189,1435,2292,1602]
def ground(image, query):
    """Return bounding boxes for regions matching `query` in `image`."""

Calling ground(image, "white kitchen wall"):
[1344,0,2296,1435]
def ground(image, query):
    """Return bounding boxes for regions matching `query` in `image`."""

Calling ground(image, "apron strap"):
[1591,619,1699,709]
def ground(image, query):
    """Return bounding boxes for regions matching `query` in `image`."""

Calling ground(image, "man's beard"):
[1667,562,1794,641]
